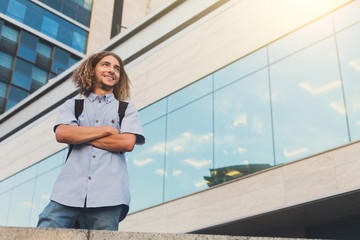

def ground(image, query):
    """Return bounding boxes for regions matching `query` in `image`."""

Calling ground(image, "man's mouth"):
[105,76,114,80]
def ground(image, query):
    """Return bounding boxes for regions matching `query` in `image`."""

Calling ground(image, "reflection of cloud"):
[194,180,207,188]
[298,80,341,96]
[181,132,191,138]
[183,158,211,168]
[155,169,167,176]
[223,150,228,154]
[41,195,50,201]
[329,102,346,115]
[349,59,360,72]
[242,160,249,165]
[173,170,182,176]
[133,158,154,167]
[252,117,263,134]
[232,115,247,128]
[173,145,183,152]
[283,147,309,158]
[151,144,166,153]
[238,147,247,153]
[21,202,34,208]
[199,133,213,143]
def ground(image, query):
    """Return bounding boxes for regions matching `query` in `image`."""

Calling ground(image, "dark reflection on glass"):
[165,95,213,201]
[337,22,360,141]
[204,164,271,187]
[214,69,274,168]
[270,37,349,164]
[128,117,166,212]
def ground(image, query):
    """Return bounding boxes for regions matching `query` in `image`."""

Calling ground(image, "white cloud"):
[21,202,34,208]
[194,180,207,188]
[41,194,50,201]
[151,144,166,153]
[283,147,309,158]
[133,158,155,167]
[237,147,248,153]
[155,169,167,176]
[181,132,192,138]
[173,170,182,176]
[298,80,341,96]
[232,115,247,128]
[329,101,346,115]
[199,133,213,143]
[183,158,211,169]
[173,145,183,152]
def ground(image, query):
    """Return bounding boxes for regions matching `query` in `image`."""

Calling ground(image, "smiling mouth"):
[105,76,114,80]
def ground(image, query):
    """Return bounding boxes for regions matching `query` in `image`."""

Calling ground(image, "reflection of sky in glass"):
[127,117,166,212]
[268,15,333,63]
[214,47,267,90]
[214,68,274,168]
[139,98,167,125]
[270,36,349,164]
[337,22,360,141]
[165,96,213,201]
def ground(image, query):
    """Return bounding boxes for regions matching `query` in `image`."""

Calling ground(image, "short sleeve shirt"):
[50,93,145,208]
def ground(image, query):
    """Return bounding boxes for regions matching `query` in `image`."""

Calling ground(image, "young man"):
[37,51,145,231]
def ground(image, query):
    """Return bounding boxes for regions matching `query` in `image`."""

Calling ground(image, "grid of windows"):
[38,0,93,26]
[1,0,360,227]
[0,0,89,53]
[0,20,81,114]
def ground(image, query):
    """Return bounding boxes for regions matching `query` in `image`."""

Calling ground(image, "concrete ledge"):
[0,227,310,240]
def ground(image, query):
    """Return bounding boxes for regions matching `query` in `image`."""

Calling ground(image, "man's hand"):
[89,133,136,153]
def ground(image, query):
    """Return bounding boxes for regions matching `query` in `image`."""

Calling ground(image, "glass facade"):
[1,0,360,229]
[0,20,81,114]
[0,0,89,53]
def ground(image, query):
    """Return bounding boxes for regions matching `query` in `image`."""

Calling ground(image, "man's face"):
[94,55,121,91]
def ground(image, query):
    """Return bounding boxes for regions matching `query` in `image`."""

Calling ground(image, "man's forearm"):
[89,133,136,153]
[55,124,119,144]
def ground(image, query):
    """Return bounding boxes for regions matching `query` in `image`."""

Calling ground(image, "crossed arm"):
[55,124,136,153]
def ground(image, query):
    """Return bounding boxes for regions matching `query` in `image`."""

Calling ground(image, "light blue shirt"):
[51,93,145,208]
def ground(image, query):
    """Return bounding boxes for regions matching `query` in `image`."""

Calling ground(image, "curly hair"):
[72,51,131,101]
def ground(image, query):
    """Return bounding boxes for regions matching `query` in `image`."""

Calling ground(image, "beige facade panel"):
[120,141,360,233]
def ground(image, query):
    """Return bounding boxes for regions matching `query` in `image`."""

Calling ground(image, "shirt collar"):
[88,93,116,104]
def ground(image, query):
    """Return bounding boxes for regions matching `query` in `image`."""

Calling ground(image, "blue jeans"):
[37,201,127,231]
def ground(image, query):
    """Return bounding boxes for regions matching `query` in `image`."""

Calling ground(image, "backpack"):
[66,99,129,160]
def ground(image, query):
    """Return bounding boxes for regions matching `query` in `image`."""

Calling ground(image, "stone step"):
[0,227,312,240]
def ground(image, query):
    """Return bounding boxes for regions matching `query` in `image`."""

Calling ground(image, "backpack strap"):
[66,99,84,161]
[118,101,129,128]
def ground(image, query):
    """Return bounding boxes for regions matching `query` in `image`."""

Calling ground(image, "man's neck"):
[93,88,113,97]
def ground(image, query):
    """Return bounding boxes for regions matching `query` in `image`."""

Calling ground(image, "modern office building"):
[1,0,360,238]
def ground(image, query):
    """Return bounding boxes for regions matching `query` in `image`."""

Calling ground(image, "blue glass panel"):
[336,22,360,141]
[18,45,36,63]
[334,0,360,32]
[37,42,52,58]
[139,98,167,125]
[72,31,86,53]
[0,82,7,97]
[7,179,36,227]
[37,150,66,175]
[69,56,79,67]
[168,75,212,112]
[270,37,349,164]
[12,71,32,90]
[6,99,17,110]
[32,67,48,84]
[214,47,268,90]
[8,85,29,102]
[52,61,67,74]
[1,25,19,42]
[214,69,274,172]
[57,22,73,46]
[15,58,32,76]
[7,0,26,22]
[128,117,166,212]
[0,52,13,69]
[0,190,12,226]
[20,31,37,48]
[41,15,59,38]
[13,164,38,187]
[165,95,213,201]
[268,15,334,63]
[29,166,62,227]
[24,3,43,30]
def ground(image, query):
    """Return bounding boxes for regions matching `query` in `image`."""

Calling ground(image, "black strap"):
[66,99,128,161]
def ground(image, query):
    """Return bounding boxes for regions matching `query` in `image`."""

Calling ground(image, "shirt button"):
[88,177,92,180]
[99,100,102,103]
[95,120,99,123]
[92,155,96,158]
[111,120,115,123]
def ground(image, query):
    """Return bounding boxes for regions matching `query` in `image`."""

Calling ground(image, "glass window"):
[333,0,360,32]
[0,190,12,226]
[213,69,274,185]
[128,117,166,212]
[32,67,48,84]
[37,150,65,175]
[139,98,167,125]
[29,166,62,227]
[54,47,69,64]
[336,22,360,141]
[1,25,19,42]
[7,0,26,22]
[0,82,7,97]
[18,45,36,63]
[0,51,13,69]
[41,15,59,38]
[165,95,213,201]
[24,3,43,30]
[37,42,52,58]
[268,15,334,63]
[168,75,212,112]
[8,85,28,103]
[270,36,349,164]
[72,31,86,53]
[69,56,79,67]
[214,47,268,90]
[15,58,32,76]
[12,71,31,90]
[20,31,37,49]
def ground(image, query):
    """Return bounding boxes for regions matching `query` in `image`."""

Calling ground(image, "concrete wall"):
[120,140,360,233]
